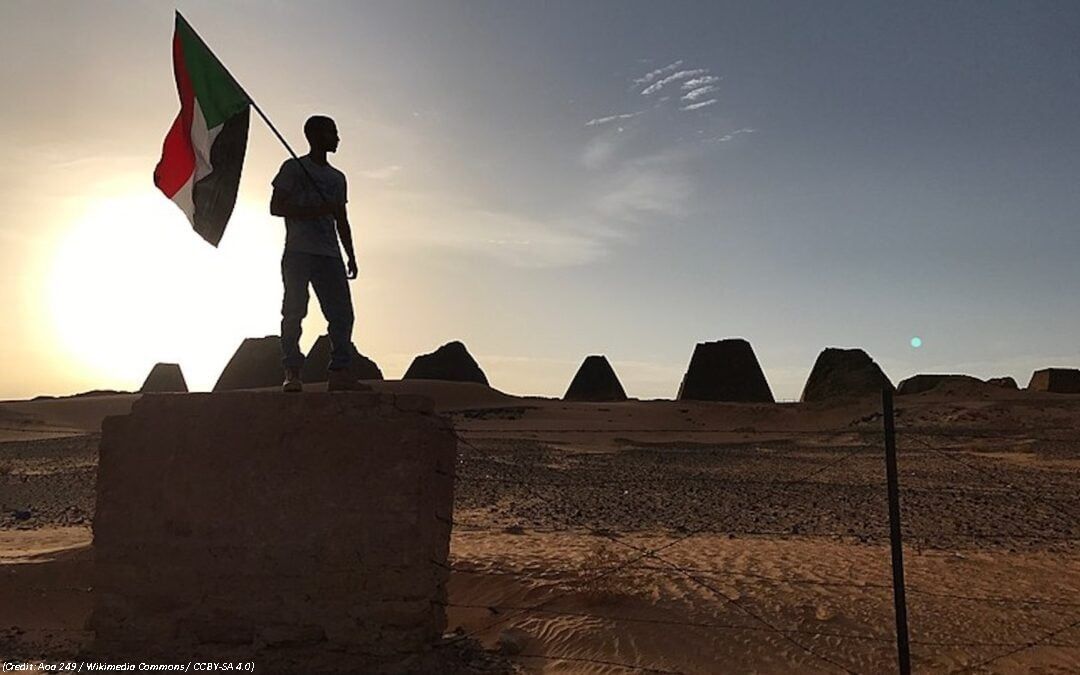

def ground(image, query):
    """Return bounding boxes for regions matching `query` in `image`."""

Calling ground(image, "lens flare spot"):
[910,337,923,349]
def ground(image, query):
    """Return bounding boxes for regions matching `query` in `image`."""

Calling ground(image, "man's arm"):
[335,205,358,279]
[334,204,358,280]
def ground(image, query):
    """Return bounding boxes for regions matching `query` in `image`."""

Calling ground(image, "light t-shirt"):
[271,156,348,258]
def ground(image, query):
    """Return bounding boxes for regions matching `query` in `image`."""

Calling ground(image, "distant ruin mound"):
[986,376,1019,390]
[300,335,384,383]
[800,348,892,402]
[897,374,997,397]
[677,339,774,403]
[564,355,628,402]
[31,390,131,401]
[404,341,488,385]
[140,363,188,393]
[897,374,978,395]
[213,336,282,392]
[1027,368,1080,394]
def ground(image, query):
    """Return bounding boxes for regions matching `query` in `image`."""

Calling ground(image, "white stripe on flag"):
[190,103,224,185]
[172,174,195,221]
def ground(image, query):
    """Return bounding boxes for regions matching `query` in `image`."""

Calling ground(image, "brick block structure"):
[91,392,455,672]
[800,348,892,402]
[1027,368,1080,394]
[403,341,488,385]
[301,334,384,383]
[676,339,775,403]
[563,355,628,402]
[213,336,282,391]
[139,362,188,393]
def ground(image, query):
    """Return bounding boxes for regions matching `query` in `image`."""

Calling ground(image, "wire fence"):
[437,401,1080,674]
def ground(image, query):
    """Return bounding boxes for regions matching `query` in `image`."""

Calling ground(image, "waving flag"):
[154,12,250,246]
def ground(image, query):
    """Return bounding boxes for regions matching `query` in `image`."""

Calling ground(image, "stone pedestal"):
[91,392,455,672]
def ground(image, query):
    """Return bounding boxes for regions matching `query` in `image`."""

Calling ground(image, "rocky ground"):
[3,428,1076,554]
[0,434,97,530]
[452,434,1079,552]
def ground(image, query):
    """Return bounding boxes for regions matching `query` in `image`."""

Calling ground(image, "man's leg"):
[280,251,312,372]
[310,255,355,371]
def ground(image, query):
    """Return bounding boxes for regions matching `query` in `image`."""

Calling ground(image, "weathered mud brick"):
[91,392,456,672]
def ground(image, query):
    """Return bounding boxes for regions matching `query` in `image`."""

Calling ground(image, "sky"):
[2,0,1080,401]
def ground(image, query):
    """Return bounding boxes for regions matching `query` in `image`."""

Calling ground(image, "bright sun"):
[47,191,283,391]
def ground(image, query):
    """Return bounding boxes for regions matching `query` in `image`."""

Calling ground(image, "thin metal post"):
[882,386,912,675]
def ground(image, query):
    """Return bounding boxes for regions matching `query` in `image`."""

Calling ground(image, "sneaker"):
[282,368,303,393]
[327,368,372,392]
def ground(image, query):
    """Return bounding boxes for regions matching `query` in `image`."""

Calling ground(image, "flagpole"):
[175,11,332,204]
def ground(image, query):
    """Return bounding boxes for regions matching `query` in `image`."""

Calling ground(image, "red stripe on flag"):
[153,30,197,198]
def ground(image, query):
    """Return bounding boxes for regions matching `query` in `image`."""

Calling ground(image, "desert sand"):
[1,381,1078,673]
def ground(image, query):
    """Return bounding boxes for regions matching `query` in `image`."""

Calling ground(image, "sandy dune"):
[447,531,1079,673]
[0,528,92,662]
[0,394,139,441]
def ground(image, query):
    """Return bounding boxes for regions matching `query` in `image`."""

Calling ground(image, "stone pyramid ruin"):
[800,348,892,402]
[213,336,283,392]
[1027,368,1080,393]
[676,338,774,402]
[403,341,488,385]
[564,355,628,402]
[139,363,188,393]
[300,335,384,383]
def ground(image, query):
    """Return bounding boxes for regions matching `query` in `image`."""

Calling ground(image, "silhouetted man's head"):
[304,115,339,153]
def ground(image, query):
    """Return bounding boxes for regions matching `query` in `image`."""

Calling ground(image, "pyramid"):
[1027,368,1080,394]
[213,336,283,392]
[986,376,1019,390]
[676,339,774,402]
[300,335,384,383]
[403,341,488,385]
[799,348,892,402]
[897,374,982,395]
[139,363,188,393]
[564,355,628,402]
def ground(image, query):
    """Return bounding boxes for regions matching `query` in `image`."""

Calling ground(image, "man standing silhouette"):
[271,115,363,392]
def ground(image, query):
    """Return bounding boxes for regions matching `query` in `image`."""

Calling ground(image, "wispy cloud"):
[581,129,624,169]
[681,85,717,101]
[466,211,611,268]
[360,164,403,180]
[594,152,694,223]
[626,62,733,122]
[632,60,684,86]
[707,127,757,143]
[370,190,613,268]
[681,98,717,111]
[585,111,644,127]
[373,62,721,270]
[682,76,721,90]
[641,69,708,95]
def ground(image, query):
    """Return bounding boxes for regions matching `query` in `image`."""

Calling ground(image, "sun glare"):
[47,191,283,391]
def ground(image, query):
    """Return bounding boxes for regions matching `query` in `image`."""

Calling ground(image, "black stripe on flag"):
[192,108,251,246]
